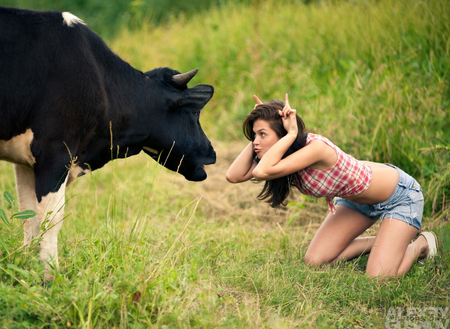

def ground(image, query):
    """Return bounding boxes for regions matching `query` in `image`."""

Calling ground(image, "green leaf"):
[11,210,36,220]
[0,209,10,226]
[0,235,10,254]
[7,264,32,278]
[4,191,14,209]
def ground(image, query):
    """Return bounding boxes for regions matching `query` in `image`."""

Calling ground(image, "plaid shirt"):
[293,133,373,214]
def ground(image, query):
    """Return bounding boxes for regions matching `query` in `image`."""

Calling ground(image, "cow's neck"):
[83,62,153,170]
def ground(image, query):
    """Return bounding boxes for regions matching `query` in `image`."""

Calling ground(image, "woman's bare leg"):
[305,205,376,265]
[335,236,376,262]
[366,218,425,278]
[304,206,431,279]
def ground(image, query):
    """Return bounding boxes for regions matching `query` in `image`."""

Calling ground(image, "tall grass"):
[1,0,449,327]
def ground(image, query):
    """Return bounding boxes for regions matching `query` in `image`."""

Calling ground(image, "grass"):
[1,143,449,328]
[1,0,450,327]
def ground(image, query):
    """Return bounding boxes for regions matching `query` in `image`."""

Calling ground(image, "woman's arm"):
[225,142,258,183]
[252,140,331,180]
[225,95,264,183]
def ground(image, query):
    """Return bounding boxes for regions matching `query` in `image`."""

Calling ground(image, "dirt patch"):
[169,140,328,225]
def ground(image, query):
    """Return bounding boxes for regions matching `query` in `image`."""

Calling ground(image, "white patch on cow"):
[14,164,39,245]
[67,165,91,186]
[0,129,35,167]
[62,12,85,27]
[143,146,159,155]
[38,175,68,279]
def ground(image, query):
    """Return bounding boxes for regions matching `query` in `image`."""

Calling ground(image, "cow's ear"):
[174,84,214,112]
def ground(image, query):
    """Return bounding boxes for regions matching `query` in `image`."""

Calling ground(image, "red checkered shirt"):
[293,133,373,214]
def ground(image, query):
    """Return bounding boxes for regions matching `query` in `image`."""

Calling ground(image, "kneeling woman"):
[226,94,437,279]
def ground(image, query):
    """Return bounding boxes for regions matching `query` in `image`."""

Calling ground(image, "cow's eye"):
[193,111,200,116]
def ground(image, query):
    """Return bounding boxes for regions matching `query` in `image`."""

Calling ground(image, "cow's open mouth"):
[143,146,215,181]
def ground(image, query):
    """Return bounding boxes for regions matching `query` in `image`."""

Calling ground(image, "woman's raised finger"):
[253,95,263,105]
[284,93,290,108]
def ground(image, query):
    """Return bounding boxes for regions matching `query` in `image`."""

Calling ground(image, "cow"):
[0,6,216,279]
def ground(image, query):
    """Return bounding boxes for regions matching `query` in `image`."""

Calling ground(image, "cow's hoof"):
[43,272,55,282]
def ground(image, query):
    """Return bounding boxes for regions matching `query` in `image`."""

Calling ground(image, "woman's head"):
[242,100,308,208]
[243,100,306,158]
[243,101,286,142]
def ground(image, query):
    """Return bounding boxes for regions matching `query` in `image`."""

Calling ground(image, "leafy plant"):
[0,191,36,227]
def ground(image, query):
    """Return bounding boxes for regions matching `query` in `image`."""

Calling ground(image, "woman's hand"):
[253,93,298,134]
[279,94,298,135]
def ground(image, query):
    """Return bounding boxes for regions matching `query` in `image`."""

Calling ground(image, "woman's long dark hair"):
[243,100,307,208]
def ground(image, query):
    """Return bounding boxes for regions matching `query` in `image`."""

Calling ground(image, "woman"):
[226,94,438,279]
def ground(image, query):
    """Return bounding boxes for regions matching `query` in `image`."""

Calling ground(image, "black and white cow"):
[0,6,216,278]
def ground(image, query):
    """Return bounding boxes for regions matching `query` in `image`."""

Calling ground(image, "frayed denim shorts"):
[334,164,423,230]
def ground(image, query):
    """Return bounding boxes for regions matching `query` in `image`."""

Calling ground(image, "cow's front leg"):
[37,175,67,278]
[14,164,39,245]
[33,140,74,280]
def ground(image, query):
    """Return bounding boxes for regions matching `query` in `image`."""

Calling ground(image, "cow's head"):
[142,67,216,181]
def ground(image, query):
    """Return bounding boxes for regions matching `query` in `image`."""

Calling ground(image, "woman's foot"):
[417,231,438,260]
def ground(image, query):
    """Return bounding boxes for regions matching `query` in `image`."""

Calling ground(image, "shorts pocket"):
[398,178,422,192]
[407,188,424,204]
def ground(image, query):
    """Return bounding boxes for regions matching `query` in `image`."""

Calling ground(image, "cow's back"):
[0,7,107,141]
[1,7,60,139]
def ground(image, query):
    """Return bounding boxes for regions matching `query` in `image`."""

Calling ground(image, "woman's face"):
[252,119,281,159]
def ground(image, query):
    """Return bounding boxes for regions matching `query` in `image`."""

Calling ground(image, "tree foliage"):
[1,0,257,37]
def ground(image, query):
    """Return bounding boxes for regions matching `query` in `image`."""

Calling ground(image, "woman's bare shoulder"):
[304,139,338,170]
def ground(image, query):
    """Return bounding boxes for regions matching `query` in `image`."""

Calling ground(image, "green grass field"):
[1,0,449,327]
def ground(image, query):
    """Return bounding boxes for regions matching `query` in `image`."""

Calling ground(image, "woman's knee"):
[365,264,398,279]
[304,250,333,266]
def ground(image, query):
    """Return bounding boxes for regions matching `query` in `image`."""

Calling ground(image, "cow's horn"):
[172,68,199,86]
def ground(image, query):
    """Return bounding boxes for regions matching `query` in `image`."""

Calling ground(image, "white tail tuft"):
[62,12,85,27]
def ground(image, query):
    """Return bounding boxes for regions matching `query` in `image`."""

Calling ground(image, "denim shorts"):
[334,164,423,230]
